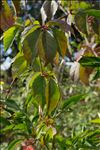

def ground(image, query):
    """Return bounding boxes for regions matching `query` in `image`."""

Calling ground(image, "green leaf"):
[46,78,60,114]
[14,123,27,131]
[62,94,87,109]
[47,19,71,33]
[12,52,28,79]
[75,11,87,34]
[3,26,19,51]
[85,9,100,19]
[0,116,10,126]
[36,32,45,61]
[8,139,23,150]
[42,30,57,64]
[22,27,40,63]
[92,18,100,35]
[53,29,68,57]
[90,119,100,124]
[30,73,46,109]
[4,99,19,110]
[1,124,15,133]
[45,126,56,141]
[79,56,100,67]
[93,68,100,80]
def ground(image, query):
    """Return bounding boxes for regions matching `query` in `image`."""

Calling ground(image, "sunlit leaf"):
[90,118,100,124]
[79,66,93,85]
[85,9,100,19]
[1,124,15,133]
[70,62,80,81]
[14,123,27,131]
[3,26,19,51]
[45,126,56,140]
[41,0,58,24]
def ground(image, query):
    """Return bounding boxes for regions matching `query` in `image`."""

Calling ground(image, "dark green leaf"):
[46,78,60,114]
[42,30,57,64]
[93,68,100,80]
[62,94,87,109]
[79,56,100,67]
[75,11,87,34]
[0,116,10,126]
[92,18,100,35]
[4,99,19,110]
[22,27,40,63]
[30,73,46,109]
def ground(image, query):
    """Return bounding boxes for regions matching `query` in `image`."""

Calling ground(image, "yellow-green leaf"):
[3,26,19,51]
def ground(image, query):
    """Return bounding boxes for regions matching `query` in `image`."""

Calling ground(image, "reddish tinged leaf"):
[0,1,15,31]
[22,145,34,150]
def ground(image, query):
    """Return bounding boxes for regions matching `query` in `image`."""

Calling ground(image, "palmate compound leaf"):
[29,73,60,114]
[0,0,16,31]
[53,29,68,57]
[42,30,57,64]
[22,25,41,64]
[3,26,19,51]
[46,78,60,115]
